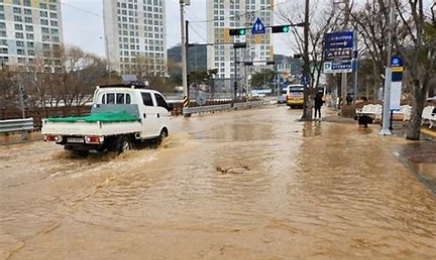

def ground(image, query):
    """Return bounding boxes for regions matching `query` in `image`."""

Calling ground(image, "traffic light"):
[272,25,290,33]
[229,28,246,36]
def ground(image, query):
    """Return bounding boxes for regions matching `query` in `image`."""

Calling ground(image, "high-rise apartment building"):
[0,0,64,72]
[103,0,167,77]
[206,0,274,88]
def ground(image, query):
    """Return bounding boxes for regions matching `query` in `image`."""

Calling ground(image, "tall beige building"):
[0,0,64,72]
[103,0,167,77]
[206,0,274,89]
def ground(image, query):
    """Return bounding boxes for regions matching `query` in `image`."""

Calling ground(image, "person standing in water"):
[314,93,324,120]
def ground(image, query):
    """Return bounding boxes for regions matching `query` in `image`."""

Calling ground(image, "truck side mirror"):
[167,103,174,111]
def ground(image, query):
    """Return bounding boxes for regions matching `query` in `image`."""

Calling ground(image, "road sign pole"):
[341,72,347,108]
[353,31,358,104]
[380,3,394,136]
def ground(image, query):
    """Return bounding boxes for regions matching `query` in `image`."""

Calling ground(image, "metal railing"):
[183,104,232,116]
[182,101,268,116]
[233,100,268,110]
[0,118,34,140]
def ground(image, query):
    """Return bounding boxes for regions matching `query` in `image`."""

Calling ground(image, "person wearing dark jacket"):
[314,93,324,119]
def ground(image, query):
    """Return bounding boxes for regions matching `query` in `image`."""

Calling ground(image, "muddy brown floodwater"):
[1,105,436,260]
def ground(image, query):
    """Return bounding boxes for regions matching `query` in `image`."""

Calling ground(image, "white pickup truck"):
[41,84,173,155]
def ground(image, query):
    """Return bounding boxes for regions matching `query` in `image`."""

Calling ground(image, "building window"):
[14,24,23,30]
[25,17,32,23]
[15,32,24,39]
[13,7,21,14]
[26,33,34,40]
[40,11,48,17]
[14,15,22,22]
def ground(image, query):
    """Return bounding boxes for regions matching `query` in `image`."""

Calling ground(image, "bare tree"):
[393,0,435,140]
[132,54,173,93]
[348,0,392,100]
[0,69,18,109]
[54,46,109,106]
[277,0,341,119]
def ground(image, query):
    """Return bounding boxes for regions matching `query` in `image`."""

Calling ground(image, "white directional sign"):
[252,18,265,35]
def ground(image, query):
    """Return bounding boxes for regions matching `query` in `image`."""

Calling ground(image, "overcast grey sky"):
[61,0,294,58]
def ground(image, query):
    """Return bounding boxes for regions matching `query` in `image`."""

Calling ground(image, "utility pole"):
[380,0,394,135]
[341,0,350,108]
[180,0,188,98]
[301,0,310,120]
[185,19,190,94]
[234,48,238,100]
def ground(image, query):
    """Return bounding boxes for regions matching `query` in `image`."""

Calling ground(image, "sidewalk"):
[323,107,436,140]
[322,108,436,195]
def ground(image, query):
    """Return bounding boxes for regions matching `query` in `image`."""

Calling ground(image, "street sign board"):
[300,76,310,86]
[390,56,404,72]
[323,61,353,74]
[325,48,352,61]
[196,93,206,106]
[391,56,403,67]
[252,18,265,35]
[324,31,354,49]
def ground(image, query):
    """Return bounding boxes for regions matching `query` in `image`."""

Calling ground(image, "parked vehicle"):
[277,86,287,104]
[41,84,173,155]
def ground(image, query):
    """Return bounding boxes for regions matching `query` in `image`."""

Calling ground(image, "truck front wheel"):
[156,128,168,145]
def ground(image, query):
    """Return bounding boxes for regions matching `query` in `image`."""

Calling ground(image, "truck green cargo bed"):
[46,111,140,123]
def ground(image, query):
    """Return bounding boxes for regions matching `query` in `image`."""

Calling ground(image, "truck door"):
[153,92,172,135]
[140,92,158,138]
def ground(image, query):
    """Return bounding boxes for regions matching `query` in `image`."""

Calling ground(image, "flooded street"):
[1,105,436,259]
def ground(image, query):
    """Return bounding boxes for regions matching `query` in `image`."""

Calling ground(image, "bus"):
[286,84,327,108]
[286,84,304,108]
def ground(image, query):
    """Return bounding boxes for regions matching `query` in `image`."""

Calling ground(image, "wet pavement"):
[1,106,436,260]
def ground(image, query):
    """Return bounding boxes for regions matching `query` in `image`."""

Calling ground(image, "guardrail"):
[0,118,34,140]
[183,104,232,116]
[182,101,268,116]
[233,100,268,110]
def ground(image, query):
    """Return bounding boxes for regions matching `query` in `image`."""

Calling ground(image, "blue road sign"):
[390,56,403,67]
[300,76,310,86]
[252,18,265,35]
[323,61,353,73]
[325,48,352,61]
[325,31,354,49]
[331,61,352,70]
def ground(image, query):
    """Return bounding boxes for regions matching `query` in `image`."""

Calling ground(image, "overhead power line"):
[188,1,289,24]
